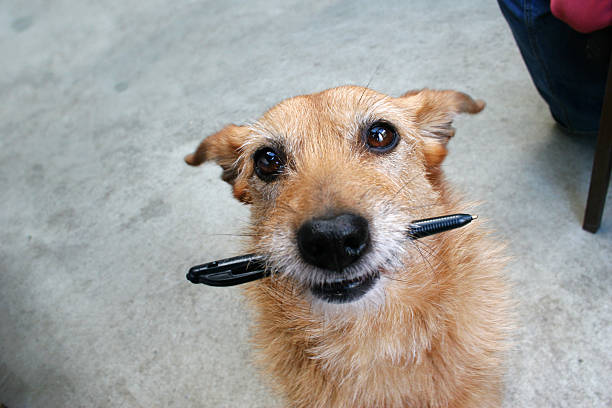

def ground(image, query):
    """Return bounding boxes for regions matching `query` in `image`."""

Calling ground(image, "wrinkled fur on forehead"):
[247,87,417,150]
[239,88,418,178]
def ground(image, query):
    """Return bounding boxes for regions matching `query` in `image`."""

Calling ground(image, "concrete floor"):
[1,0,611,407]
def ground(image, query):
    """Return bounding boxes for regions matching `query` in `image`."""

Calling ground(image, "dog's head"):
[186,86,484,307]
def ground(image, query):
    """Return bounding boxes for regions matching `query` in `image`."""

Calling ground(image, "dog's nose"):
[297,213,369,272]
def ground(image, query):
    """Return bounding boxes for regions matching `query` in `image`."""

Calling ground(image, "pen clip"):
[186,253,268,287]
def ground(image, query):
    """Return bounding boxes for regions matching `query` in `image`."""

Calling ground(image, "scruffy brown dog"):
[186,86,512,408]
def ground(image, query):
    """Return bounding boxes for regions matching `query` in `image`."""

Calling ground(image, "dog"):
[186,86,512,407]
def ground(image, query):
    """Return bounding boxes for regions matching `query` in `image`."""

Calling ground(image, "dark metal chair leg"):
[583,57,612,233]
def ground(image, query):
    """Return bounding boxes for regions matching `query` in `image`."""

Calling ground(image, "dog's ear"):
[185,124,252,203]
[400,89,485,177]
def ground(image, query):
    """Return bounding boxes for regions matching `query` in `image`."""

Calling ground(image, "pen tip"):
[472,214,478,220]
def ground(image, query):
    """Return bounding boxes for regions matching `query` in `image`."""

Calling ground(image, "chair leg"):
[583,57,612,233]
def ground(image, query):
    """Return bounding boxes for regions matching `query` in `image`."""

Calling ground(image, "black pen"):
[186,213,476,287]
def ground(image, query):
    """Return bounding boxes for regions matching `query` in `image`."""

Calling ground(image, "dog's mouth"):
[310,272,380,303]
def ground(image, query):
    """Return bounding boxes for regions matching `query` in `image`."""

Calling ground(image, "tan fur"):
[186,86,512,407]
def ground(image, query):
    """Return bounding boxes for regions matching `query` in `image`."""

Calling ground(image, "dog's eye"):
[254,147,285,181]
[364,122,399,153]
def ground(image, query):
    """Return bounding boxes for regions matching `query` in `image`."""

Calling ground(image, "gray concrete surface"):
[1,0,611,407]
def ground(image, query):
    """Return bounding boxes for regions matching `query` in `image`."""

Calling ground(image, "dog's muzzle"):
[297,213,378,303]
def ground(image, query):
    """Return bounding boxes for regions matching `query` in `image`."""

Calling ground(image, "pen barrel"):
[407,214,474,239]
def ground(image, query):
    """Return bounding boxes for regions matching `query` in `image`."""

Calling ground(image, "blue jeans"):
[497,0,610,133]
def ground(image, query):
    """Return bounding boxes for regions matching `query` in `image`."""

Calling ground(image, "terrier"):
[186,86,511,408]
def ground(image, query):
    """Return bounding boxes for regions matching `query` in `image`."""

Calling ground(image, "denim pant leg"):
[497,0,609,133]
